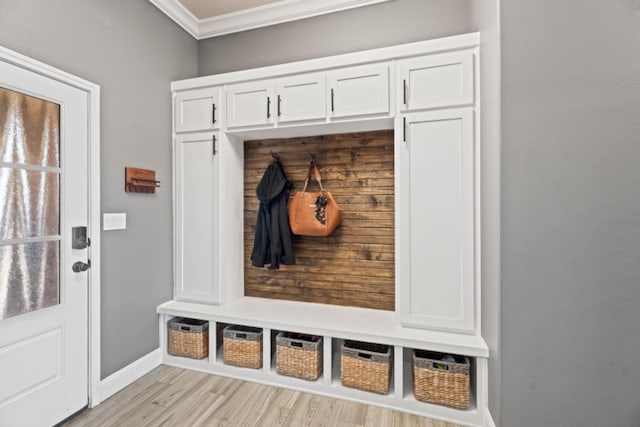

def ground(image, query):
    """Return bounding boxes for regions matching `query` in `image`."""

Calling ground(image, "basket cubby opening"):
[221,323,264,370]
[214,321,229,350]
[332,337,395,397]
[402,347,476,411]
[271,330,324,382]
[167,316,210,361]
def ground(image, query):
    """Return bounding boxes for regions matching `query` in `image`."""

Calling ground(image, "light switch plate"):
[103,213,126,231]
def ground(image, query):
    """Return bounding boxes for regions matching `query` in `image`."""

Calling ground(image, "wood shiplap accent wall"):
[244,130,395,311]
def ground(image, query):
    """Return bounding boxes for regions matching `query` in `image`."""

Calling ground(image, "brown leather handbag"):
[288,161,342,236]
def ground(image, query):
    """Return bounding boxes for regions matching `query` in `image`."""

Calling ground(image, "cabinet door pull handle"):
[267,96,271,118]
[331,88,335,112]
[212,134,217,155]
[403,79,407,105]
[403,117,407,142]
[212,103,217,124]
[277,95,282,117]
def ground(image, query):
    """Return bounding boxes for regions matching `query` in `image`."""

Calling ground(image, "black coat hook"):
[271,151,280,161]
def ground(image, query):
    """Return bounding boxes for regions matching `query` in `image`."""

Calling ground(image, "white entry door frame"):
[0,46,102,410]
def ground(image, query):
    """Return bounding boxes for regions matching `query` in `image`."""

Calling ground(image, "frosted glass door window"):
[0,87,61,320]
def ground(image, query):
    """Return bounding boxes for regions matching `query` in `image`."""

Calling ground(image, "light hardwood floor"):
[64,365,462,427]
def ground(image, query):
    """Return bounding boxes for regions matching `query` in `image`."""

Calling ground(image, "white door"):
[399,108,475,334]
[174,87,221,133]
[0,57,89,425]
[174,132,219,304]
[327,63,389,118]
[397,50,474,112]
[226,80,275,128]
[276,72,326,123]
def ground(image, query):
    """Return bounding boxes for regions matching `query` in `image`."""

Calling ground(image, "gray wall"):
[198,0,472,75]
[501,0,640,426]
[0,0,198,378]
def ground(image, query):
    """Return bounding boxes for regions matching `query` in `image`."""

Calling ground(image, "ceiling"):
[149,0,390,40]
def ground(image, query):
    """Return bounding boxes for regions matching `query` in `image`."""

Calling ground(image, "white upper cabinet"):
[398,108,475,334]
[227,80,276,128]
[174,132,220,304]
[328,63,390,118]
[174,87,221,133]
[226,64,390,128]
[398,50,474,111]
[276,72,326,123]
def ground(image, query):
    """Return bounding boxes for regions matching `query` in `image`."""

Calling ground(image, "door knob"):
[72,261,91,273]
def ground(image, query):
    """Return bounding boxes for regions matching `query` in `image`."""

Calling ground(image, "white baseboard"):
[484,411,497,427]
[97,348,162,404]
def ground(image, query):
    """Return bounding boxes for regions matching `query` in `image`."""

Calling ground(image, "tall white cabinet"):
[399,108,475,333]
[174,132,220,304]
[396,48,477,334]
[165,33,491,427]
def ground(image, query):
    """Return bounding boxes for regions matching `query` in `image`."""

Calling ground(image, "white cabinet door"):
[174,87,220,133]
[399,108,475,333]
[227,80,275,128]
[175,132,220,304]
[328,63,389,118]
[398,51,474,112]
[276,72,326,123]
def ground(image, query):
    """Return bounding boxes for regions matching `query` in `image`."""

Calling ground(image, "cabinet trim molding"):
[171,33,480,91]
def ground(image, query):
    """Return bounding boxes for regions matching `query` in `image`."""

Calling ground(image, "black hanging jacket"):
[251,160,295,269]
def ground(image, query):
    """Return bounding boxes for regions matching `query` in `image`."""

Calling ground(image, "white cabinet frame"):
[168,32,492,427]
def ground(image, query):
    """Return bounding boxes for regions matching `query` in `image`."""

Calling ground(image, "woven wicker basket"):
[341,341,391,394]
[413,350,470,410]
[276,332,322,381]
[167,317,209,359]
[223,325,263,369]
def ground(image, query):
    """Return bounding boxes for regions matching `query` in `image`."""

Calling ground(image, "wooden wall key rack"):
[125,167,160,193]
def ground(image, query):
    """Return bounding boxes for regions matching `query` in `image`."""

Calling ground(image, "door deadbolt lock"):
[72,226,89,249]
[72,260,91,273]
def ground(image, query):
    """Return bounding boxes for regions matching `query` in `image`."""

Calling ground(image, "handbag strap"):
[302,160,325,194]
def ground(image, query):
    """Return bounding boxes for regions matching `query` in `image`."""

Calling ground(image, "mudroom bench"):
[158,297,489,426]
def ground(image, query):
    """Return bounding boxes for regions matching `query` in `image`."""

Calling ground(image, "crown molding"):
[149,0,200,38]
[150,0,391,40]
